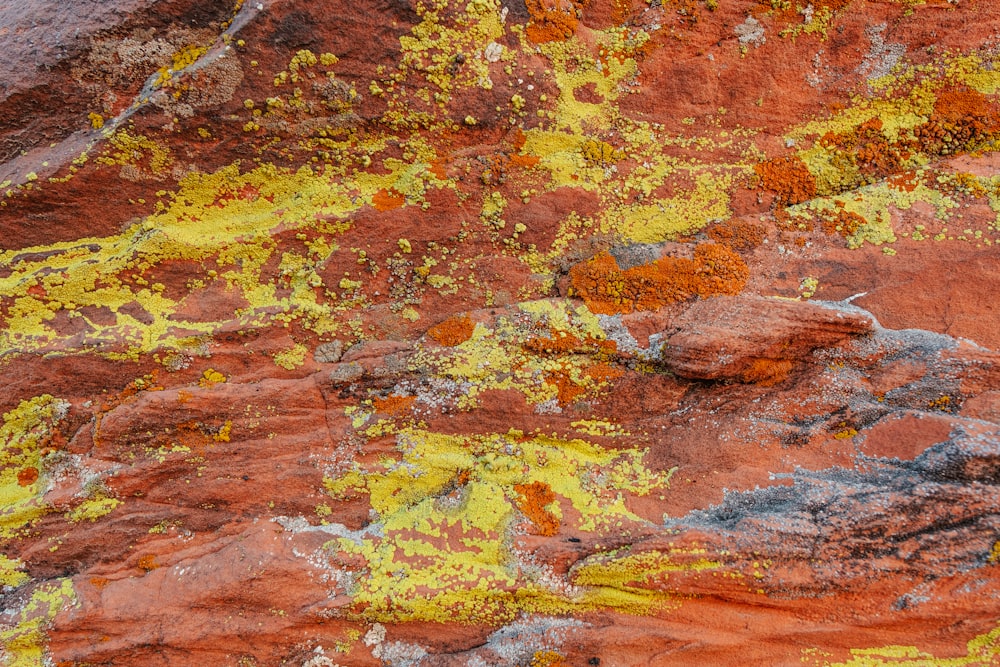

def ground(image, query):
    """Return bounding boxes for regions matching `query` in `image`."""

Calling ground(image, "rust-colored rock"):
[1,0,1000,665]
[658,295,875,381]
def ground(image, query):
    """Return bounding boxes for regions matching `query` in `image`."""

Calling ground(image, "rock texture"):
[1,0,1000,665]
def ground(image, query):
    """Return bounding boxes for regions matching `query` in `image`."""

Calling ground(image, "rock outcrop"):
[1,0,1000,665]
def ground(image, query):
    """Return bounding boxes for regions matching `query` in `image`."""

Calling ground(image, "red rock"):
[659,295,874,381]
[1,0,999,664]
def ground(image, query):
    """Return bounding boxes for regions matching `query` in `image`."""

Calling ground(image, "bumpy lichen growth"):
[0,395,69,538]
[324,426,674,623]
[426,314,476,347]
[756,51,1000,250]
[568,245,748,315]
[407,299,620,409]
[0,578,76,667]
[815,621,1000,666]
[0,154,448,359]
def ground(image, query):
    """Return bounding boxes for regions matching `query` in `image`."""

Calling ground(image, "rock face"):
[1,0,1000,666]
[657,295,875,380]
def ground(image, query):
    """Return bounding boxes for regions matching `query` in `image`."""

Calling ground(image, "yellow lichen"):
[0,554,29,588]
[65,494,122,523]
[273,343,308,370]
[817,622,1000,666]
[0,578,75,667]
[324,426,672,623]
[0,396,68,538]
[198,369,227,388]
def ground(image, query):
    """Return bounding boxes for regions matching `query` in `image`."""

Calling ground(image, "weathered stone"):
[1,0,999,664]
[313,340,344,363]
[660,296,875,380]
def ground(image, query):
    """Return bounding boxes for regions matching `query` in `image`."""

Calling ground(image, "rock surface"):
[1,0,999,666]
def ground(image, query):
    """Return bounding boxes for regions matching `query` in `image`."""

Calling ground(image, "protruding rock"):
[328,361,363,385]
[659,296,875,381]
[313,340,344,363]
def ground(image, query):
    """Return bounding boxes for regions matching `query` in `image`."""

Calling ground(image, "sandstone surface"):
[1,0,1000,665]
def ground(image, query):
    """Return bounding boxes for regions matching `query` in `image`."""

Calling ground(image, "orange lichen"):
[530,650,570,667]
[427,314,476,346]
[525,0,582,44]
[706,220,766,251]
[820,207,865,238]
[137,554,159,572]
[741,358,794,386]
[583,362,625,385]
[372,188,406,211]
[545,368,587,406]
[754,156,817,205]
[514,481,560,536]
[934,88,995,124]
[17,467,39,487]
[523,329,617,357]
[569,245,748,315]
[888,170,920,192]
[429,160,448,180]
[524,329,582,355]
[372,395,416,415]
[690,243,751,298]
[198,369,226,388]
[913,91,999,157]
[509,153,541,168]
[822,117,904,185]
[89,577,110,589]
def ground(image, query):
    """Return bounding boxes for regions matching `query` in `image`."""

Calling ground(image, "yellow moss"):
[581,139,624,167]
[480,191,507,228]
[388,0,504,111]
[570,419,628,437]
[97,129,173,176]
[0,147,451,359]
[153,44,207,87]
[573,548,720,593]
[781,51,1000,253]
[800,276,819,299]
[213,420,233,442]
[614,173,732,243]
